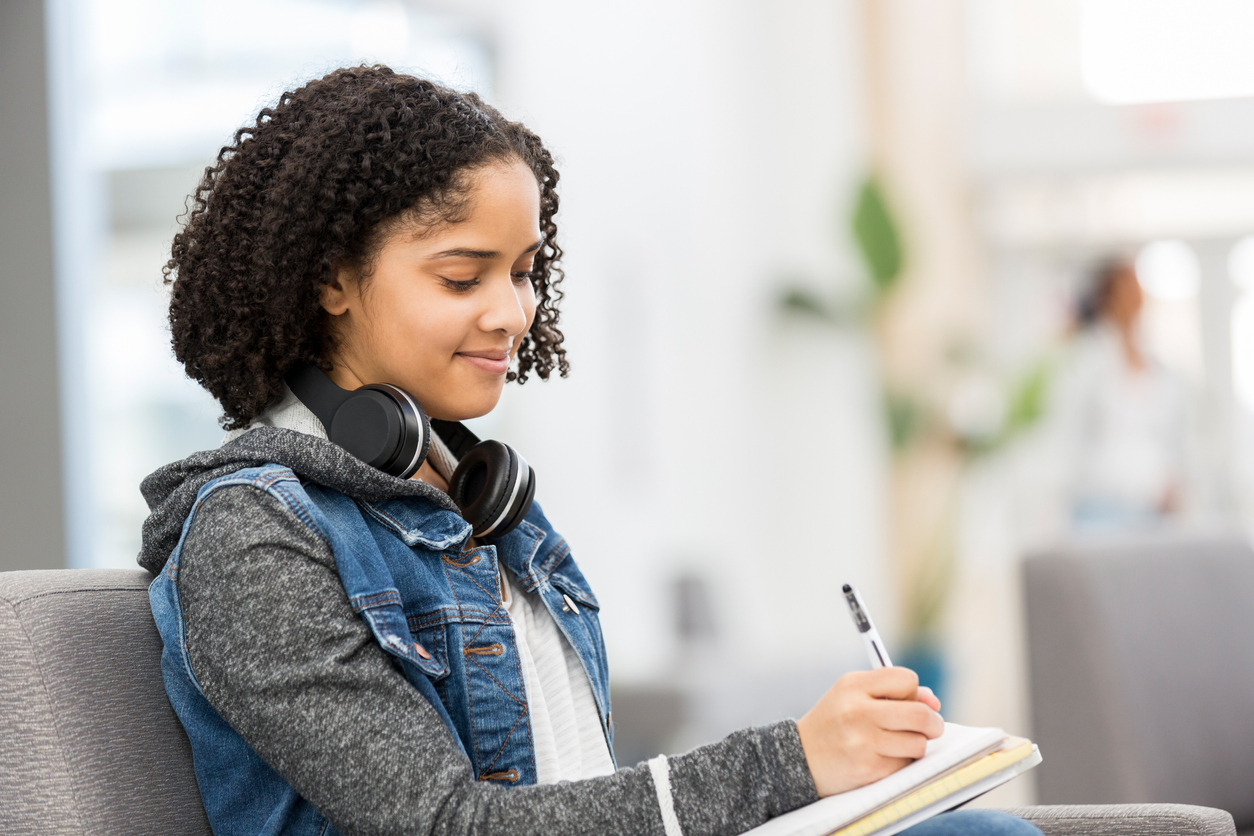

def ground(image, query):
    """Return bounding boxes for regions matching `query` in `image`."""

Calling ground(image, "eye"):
[511,271,535,284]
[440,277,479,292]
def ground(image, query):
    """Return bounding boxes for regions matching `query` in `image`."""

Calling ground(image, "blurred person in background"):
[1057,255,1191,529]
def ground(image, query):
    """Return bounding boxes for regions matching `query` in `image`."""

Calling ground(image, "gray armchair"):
[0,569,1239,836]
[1024,531,1254,835]
[0,569,210,835]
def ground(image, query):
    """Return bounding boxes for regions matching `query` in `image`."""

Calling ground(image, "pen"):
[842,584,893,669]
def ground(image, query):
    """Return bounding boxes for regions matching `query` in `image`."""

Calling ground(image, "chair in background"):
[1024,531,1254,834]
[1,568,1241,836]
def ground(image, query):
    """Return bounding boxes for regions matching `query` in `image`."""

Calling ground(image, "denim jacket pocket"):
[352,590,449,680]
[405,610,454,682]
[548,573,601,612]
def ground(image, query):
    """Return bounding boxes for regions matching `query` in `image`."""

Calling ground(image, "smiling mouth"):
[457,351,511,375]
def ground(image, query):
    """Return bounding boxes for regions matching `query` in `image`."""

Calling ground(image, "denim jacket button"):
[561,593,580,614]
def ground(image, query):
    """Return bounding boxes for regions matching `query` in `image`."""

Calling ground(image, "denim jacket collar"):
[139,427,459,574]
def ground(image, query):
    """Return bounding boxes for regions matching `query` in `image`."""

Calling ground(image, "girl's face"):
[320,158,542,421]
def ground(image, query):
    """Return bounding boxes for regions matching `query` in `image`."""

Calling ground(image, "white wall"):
[42,0,895,724]
[460,0,894,686]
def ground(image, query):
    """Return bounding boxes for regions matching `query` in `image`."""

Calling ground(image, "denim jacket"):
[149,462,613,835]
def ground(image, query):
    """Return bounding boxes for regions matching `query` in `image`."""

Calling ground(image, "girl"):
[140,65,1038,836]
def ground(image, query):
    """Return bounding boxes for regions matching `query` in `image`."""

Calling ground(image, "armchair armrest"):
[998,805,1237,836]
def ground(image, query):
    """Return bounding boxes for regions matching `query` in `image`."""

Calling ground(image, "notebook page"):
[740,724,1006,836]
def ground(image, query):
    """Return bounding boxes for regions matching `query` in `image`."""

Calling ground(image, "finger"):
[874,729,931,760]
[860,667,920,700]
[872,700,945,738]
[916,686,942,712]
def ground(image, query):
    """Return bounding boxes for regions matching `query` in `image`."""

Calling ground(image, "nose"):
[478,270,530,337]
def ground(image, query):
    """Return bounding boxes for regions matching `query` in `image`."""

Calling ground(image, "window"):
[50,0,493,567]
[1081,0,1254,104]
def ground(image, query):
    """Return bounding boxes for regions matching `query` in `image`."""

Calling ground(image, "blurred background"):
[6,0,1254,811]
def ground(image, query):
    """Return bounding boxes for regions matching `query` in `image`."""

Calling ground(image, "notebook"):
[741,724,1041,836]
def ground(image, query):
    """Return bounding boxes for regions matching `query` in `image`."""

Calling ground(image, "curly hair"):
[165,65,569,430]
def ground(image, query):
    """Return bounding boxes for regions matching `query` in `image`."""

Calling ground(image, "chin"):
[430,394,503,423]
[414,374,505,422]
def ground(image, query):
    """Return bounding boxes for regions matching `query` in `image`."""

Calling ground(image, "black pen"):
[842,584,893,669]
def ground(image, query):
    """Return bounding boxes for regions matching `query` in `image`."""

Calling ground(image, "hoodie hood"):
[138,427,459,574]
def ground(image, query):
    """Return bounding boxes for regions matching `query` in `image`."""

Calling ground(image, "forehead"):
[392,159,542,250]
[455,159,541,222]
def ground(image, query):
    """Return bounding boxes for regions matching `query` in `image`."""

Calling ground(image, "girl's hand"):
[795,667,944,797]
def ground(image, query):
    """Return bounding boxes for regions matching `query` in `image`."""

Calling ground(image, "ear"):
[320,261,358,316]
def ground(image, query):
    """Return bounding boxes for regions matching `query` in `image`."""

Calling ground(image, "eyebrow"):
[427,238,544,260]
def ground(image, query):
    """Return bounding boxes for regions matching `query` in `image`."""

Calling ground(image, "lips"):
[457,349,511,376]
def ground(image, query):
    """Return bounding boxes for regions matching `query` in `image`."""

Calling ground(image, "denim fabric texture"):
[150,461,613,835]
[151,530,332,836]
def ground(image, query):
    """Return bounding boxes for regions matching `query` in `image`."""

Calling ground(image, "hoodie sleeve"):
[177,484,818,836]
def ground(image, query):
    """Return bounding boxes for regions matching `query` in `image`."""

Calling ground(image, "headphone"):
[285,364,536,539]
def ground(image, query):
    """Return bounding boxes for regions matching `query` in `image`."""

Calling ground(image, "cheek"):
[373,297,462,368]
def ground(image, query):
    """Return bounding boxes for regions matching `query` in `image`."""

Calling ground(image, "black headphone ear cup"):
[328,390,404,469]
[367,384,430,478]
[496,464,535,537]
[449,441,534,538]
[329,385,429,478]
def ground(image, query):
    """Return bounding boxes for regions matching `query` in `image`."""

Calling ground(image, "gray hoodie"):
[139,427,818,836]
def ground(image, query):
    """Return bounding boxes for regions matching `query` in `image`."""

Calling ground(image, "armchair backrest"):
[0,569,212,835]
[1024,532,1254,830]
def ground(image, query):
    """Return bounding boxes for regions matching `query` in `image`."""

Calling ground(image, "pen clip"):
[845,589,872,633]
